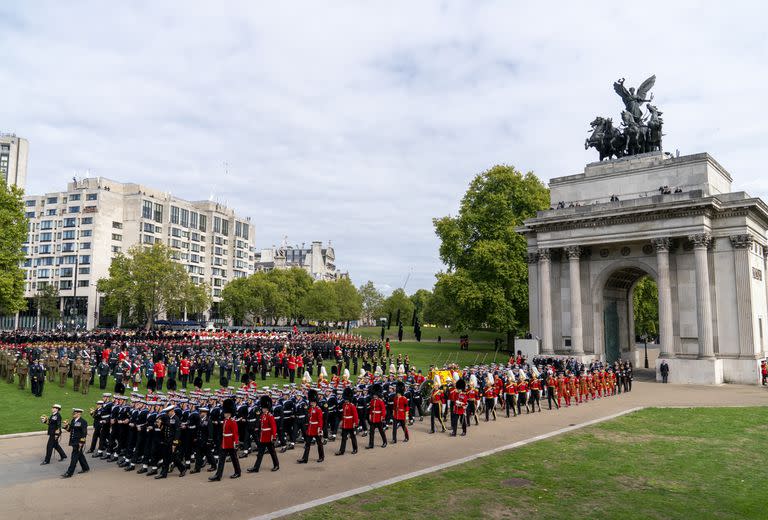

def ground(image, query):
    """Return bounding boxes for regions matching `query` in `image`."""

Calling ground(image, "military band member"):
[191,406,216,473]
[298,389,325,463]
[546,372,559,410]
[209,398,241,481]
[429,381,446,434]
[336,387,359,455]
[41,404,67,464]
[62,408,89,478]
[517,377,530,415]
[483,376,497,422]
[450,378,467,436]
[247,395,280,473]
[530,374,543,412]
[391,381,409,443]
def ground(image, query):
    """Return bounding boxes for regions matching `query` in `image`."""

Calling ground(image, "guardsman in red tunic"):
[247,395,279,473]
[287,355,297,383]
[153,360,166,391]
[392,381,410,443]
[336,387,359,455]
[466,381,479,427]
[179,357,191,389]
[504,377,517,417]
[483,377,497,421]
[366,383,387,449]
[429,384,446,434]
[450,379,468,436]
[209,398,241,481]
[529,374,543,412]
[517,377,530,415]
[546,373,559,410]
[298,389,324,463]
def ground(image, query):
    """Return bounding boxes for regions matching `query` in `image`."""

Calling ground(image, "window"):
[235,221,242,238]
[78,280,89,288]
[69,194,81,201]
[46,209,57,216]
[40,220,53,230]
[69,206,80,213]
[63,218,76,227]
[79,255,91,264]
[112,233,122,241]
[78,267,90,275]
[61,243,75,253]
[112,221,123,229]
[80,229,92,237]
[46,197,58,204]
[25,200,36,207]
[154,203,163,223]
[39,232,52,242]
[171,206,180,224]
[25,211,35,219]
[171,239,181,249]
[111,245,122,253]
[62,230,75,240]
[142,200,152,219]
[190,212,198,229]
[180,208,189,227]
[221,219,229,236]
[80,242,91,250]
[35,257,54,266]
[242,224,248,240]
[59,280,72,290]
[86,193,97,201]
[214,217,221,233]
[60,255,77,265]
[60,268,73,277]
[81,217,93,225]
[37,268,51,278]
[143,222,154,233]
[171,227,181,237]
[143,235,153,244]
[199,214,207,232]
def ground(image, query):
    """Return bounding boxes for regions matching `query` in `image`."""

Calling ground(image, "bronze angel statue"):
[613,75,655,124]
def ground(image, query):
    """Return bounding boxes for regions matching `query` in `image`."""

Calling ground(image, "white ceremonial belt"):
[262,428,271,431]
[309,421,318,425]
[223,433,233,437]
[188,426,196,429]
[344,415,354,419]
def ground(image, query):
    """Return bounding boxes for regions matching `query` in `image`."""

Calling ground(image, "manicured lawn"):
[292,407,768,520]
[355,325,506,344]
[0,340,501,435]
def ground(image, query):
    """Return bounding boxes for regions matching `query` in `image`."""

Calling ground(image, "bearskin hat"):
[222,398,236,415]
[455,378,466,391]
[241,373,250,385]
[342,386,354,401]
[396,381,405,395]
[259,395,272,412]
[147,379,157,392]
[369,383,382,397]
[307,389,318,403]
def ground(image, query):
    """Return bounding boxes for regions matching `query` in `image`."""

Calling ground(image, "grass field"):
[0,340,502,435]
[293,407,768,520]
[355,326,506,344]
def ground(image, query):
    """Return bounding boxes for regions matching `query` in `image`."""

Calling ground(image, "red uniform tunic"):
[180,359,190,376]
[369,397,386,424]
[222,417,239,449]
[394,395,409,421]
[287,356,297,371]
[306,405,324,436]
[340,401,359,429]
[453,391,467,415]
[530,379,542,392]
[466,388,479,402]
[483,386,496,399]
[153,361,166,379]
[259,412,278,443]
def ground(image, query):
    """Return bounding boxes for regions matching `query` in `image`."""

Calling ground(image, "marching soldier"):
[365,384,387,449]
[483,375,497,421]
[62,408,90,478]
[72,356,83,393]
[81,360,92,394]
[155,405,186,479]
[41,404,67,464]
[58,356,68,387]
[335,387,358,455]
[246,395,280,473]
[450,378,468,436]
[209,398,241,481]
[190,406,216,473]
[297,389,324,463]
[392,381,409,443]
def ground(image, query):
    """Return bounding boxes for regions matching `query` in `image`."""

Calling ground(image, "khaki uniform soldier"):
[58,357,69,387]
[7,354,16,384]
[72,358,83,393]
[47,352,57,383]
[17,356,29,390]
[81,361,91,395]
[0,350,7,379]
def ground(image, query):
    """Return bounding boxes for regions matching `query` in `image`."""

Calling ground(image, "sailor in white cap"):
[41,404,67,464]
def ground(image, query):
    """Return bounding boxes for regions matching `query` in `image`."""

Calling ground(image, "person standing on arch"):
[660,360,670,383]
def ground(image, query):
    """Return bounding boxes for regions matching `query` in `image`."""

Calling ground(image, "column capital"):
[688,232,712,249]
[526,252,539,264]
[537,248,551,262]
[729,234,754,249]
[565,245,582,260]
[651,237,672,252]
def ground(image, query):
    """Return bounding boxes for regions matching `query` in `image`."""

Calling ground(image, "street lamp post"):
[641,332,649,369]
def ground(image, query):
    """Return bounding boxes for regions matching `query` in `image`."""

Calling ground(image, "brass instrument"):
[40,415,48,424]
[62,418,70,431]
[89,406,96,417]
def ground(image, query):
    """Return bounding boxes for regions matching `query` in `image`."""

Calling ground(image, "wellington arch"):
[520,151,768,385]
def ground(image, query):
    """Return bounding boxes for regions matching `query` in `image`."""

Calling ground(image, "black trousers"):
[451,413,466,435]
[282,418,296,444]
[180,375,188,388]
[505,394,516,416]
[547,388,558,409]
[367,423,386,447]
[45,434,66,462]
[65,444,89,475]
[531,390,541,410]
[99,376,107,389]
[484,398,497,421]
[289,369,295,383]
[339,428,357,453]
[430,403,445,432]
[517,393,528,415]
[214,447,241,477]
[301,435,324,461]
[160,444,185,476]
[252,442,279,470]
[392,419,409,441]
[194,442,216,469]
[88,425,100,452]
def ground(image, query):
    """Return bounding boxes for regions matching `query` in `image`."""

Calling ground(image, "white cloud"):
[2,1,767,292]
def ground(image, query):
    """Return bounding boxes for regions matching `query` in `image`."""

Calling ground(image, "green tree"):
[433,164,549,345]
[266,267,313,322]
[98,243,210,328]
[220,277,255,325]
[423,280,457,327]
[333,277,362,325]
[35,283,61,322]
[0,184,27,315]
[358,281,384,325]
[299,281,339,323]
[409,288,432,324]
[383,288,414,326]
[633,276,659,338]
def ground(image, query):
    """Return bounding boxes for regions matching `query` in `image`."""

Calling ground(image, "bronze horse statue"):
[585,116,626,161]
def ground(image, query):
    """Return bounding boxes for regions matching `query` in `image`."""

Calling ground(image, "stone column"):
[652,237,675,358]
[538,248,554,355]
[689,233,714,358]
[565,246,584,355]
[730,234,755,358]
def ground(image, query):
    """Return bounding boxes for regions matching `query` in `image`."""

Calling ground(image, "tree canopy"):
[97,243,210,328]
[633,276,659,338]
[0,184,28,315]
[382,288,414,326]
[433,164,549,342]
[358,281,385,324]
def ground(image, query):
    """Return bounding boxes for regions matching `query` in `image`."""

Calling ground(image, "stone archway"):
[591,260,658,363]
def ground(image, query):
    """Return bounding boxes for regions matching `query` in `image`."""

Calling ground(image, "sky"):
[2,1,767,295]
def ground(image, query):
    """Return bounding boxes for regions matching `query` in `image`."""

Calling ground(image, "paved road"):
[1,381,765,520]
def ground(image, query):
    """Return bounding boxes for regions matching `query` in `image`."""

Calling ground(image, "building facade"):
[255,240,347,281]
[1,133,29,189]
[521,152,768,385]
[11,177,255,330]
